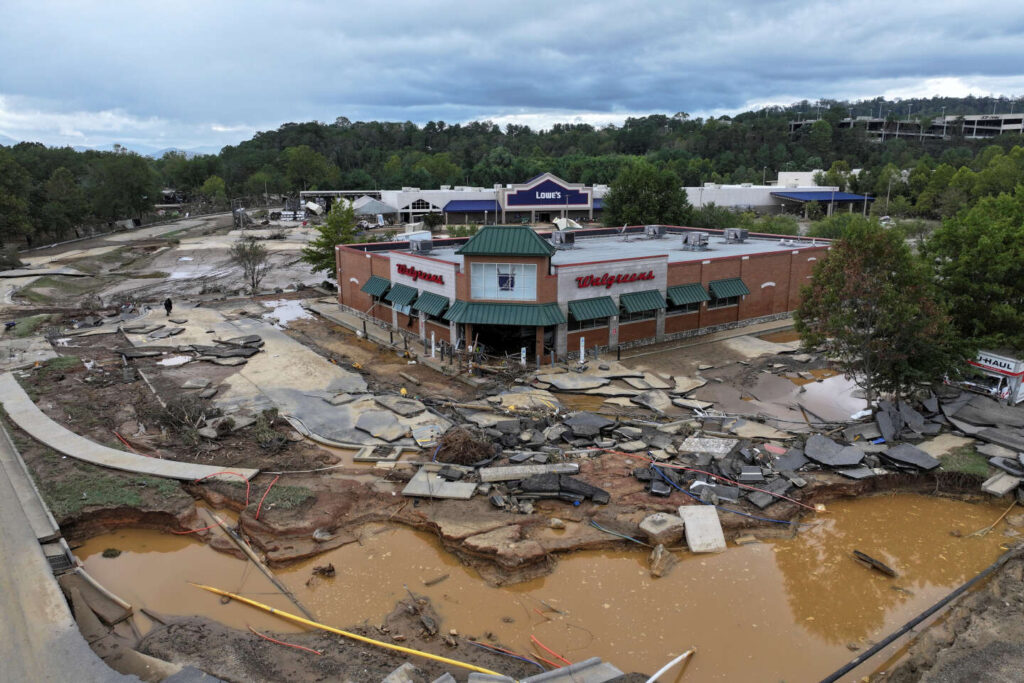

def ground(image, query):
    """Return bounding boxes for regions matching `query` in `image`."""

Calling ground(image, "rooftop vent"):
[724,228,749,243]
[644,224,666,239]
[550,230,575,248]
[681,232,710,251]
[409,239,433,254]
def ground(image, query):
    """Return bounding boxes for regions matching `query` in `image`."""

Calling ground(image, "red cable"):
[600,449,818,511]
[193,471,251,506]
[255,475,280,520]
[530,635,572,666]
[247,626,322,655]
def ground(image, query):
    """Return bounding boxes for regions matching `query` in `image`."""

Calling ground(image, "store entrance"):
[471,325,537,360]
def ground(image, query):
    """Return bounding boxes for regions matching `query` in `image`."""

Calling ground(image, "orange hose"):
[255,475,280,520]
[530,635,572,666]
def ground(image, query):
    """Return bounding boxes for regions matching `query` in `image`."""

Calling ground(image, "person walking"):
[164,298,173,317]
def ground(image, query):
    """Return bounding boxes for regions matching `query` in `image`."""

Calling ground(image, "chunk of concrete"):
[639,512,685,546]
[649,544,677,578]
[326,393,357,406]
[669,376,707,395]
[374,395,426,417]
[545,374,610,391]
[631,389,673,414]
[402,467,477,499]
[679,436,739,459]
[211,356,247,366]
[616,440,648,453]
[671,397,714,410]
[479,463,580,483]
[804,434,864,467]
[182,377,211,390]
[982,472,1021,497]
[355,410,407,442]
[678,505,726,553]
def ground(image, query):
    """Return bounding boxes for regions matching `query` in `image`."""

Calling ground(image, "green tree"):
[422,212,444,232]
[808,213,876,239]
[88,152,159,221]
[282,145,333,191]
[40,167,87,241]
[0,149,33,246]
[199,175,227,200]
[603,161,690,225]
[923,186,1024,352]
[229,237,273,295]
[796,221,964,404]
[300,200,358,275]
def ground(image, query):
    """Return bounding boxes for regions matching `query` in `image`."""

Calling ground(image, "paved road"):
[0,429,130,682]
[0,372,258,482]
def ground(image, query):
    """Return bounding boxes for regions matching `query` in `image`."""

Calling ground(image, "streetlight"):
[941,106,947,139]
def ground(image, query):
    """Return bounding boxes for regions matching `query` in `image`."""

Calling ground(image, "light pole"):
[762,166,768,184]
[941,106,947,139]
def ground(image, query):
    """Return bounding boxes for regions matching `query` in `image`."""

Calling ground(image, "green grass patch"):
[940,446,990,478]
[262,484,313,510]
[39,355,82,375]
[9,314,55,338]
[38,462,183,519]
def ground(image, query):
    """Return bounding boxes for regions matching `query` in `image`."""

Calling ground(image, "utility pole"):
[885,176,893,215]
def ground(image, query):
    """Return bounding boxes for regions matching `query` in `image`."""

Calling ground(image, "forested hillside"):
[2,94,1023,249]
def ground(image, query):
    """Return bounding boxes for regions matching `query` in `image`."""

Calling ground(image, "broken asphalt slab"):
[881,443,941,471]
[402,467,477,499]
[804,434,864,467]
[543,375,610,392]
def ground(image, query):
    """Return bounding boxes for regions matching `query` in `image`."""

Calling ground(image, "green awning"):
[619,290,666,314]
[444,301,566,326]
[708,278,750,298]
[568,296,618,321]
[360,275,390,297]
[412,291,450,317]
[385,283,418,307]
[667,283,710,306]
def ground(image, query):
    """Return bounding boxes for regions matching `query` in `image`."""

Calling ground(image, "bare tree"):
[229,237,273,295]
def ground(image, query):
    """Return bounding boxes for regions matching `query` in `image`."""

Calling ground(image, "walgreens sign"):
[575,271,655,289]
[396,263,444,284]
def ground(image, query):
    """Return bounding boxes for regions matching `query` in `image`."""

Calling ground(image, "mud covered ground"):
[879,550,1024,682]
[138,598,565,682]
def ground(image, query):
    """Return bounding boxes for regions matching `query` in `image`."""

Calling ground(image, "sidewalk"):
[305,300,489,387]
[0,426,130,682]
[0,372,258,482]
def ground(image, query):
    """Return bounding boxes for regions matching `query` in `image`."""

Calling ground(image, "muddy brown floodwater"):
[78,494,1013,681]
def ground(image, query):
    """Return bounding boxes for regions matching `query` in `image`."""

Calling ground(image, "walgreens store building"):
[336,225,828,362]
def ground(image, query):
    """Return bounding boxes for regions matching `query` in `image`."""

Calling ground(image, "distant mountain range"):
[0,136,221,157]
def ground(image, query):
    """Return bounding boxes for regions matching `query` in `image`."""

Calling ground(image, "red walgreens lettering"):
[396,263,444,284]
[575,270,655,289]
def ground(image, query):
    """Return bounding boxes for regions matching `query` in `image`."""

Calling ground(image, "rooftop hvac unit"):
[550,230,575,247]
[724,228,749,243]
[644,224,666,239]
[681,231,710,250]
[410,239,433,254]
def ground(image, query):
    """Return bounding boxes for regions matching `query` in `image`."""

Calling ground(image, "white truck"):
[963,351,1024,405]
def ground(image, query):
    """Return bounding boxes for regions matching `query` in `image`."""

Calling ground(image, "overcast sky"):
[2,0,1023,153]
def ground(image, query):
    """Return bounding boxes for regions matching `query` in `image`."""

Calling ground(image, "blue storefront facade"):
[444,173,604,225]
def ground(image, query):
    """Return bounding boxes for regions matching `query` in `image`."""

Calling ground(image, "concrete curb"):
[0,372,258,482]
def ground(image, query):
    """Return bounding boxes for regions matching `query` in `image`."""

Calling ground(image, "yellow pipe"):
[191,583,504,677]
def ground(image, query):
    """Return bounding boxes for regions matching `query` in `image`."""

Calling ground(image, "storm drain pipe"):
[819,545,1023,683]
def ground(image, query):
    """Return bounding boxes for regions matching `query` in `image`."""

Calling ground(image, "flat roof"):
[369,227,827,267]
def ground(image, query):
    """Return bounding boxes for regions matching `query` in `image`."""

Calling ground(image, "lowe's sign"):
[506,179,590,207]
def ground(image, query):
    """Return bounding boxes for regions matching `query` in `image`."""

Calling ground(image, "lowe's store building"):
[336,224,828,362]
